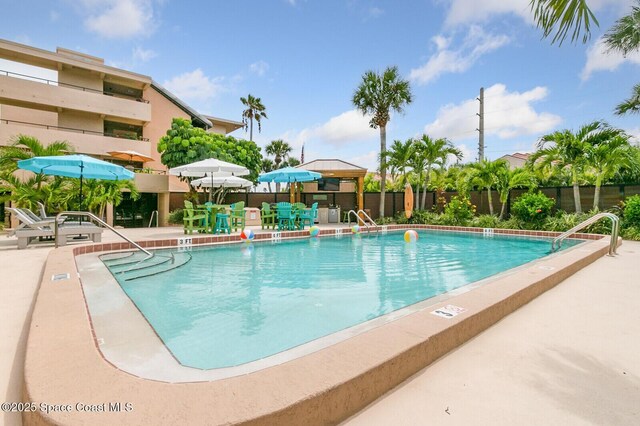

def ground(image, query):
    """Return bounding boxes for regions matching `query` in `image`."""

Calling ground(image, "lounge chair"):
[7,208,103,249]
[36,201,58,221]
[261,202,276,230]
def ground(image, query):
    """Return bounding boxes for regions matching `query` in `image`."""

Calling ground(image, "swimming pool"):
[102,230,580,370]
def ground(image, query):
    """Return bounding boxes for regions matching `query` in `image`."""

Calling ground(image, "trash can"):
[328,207,340,223]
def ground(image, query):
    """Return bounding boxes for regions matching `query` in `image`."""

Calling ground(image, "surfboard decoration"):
[404,184,414,219]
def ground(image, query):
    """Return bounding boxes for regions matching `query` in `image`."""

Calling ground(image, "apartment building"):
[0,39,243,227]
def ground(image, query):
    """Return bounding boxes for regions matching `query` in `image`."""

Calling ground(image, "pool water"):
[104,231,580,369]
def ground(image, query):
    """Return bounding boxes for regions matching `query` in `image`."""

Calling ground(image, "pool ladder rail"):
[55,211,190,280]
[551,212,620,256]
[346,209,378,232]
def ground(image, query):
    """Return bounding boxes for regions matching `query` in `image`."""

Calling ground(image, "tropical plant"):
[384,139,414,188]
[529,0,598,45]
[363,173,381,192]
[265,139,292,192]
[511,191,555,227]
[624,195,640,227]
[261,158,275,192]
[413,135,462,210]
[0,135,74,208]
[615,83,640,116]
[240,94,268,142]
[494,167,537,219]
[529,121,620,213]
[443,195,475,225]
[168,208,184,225]
[587,135,637,209]
[353,66,413,218]
[469,159,508,216]
[81,179,139,219]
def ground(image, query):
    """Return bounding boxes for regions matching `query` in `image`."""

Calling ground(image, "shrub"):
[443,196,475,225]
[471,214,500,228]
[168,209,184,224]
[623,195,640,228]
[511,191,554,227]
[409,210,442,225]
[496,217,525,229]
[622,226,640,241]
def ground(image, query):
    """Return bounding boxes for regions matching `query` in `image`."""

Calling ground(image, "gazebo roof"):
[296,159,367,178]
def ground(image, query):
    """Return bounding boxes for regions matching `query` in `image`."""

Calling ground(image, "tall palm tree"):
[603,1,640,56]
[407,148,426,210]
[413,135,462,210]
[529,0,598,45]
[240,94,268,142]
[470,159,509,216]
[353,66,412,218]
[530,121,622,213]
[265,139,292,192]
[261,158,275,192]
[494,167,537,219]
[587,135,637,209]
[384,139,414,188]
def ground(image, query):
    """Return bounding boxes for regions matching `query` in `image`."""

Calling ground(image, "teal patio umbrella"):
[18,154,134,209]
[258,167,321,203]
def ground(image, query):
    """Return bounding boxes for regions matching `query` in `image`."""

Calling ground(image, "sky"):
[1,0,639,172]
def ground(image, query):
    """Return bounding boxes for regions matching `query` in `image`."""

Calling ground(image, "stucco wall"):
[58,110,102,133]
[58,67,103,91]
[0,104,58,126]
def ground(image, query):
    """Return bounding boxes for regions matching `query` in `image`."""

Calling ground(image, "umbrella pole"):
[289,180,295,204]
[73,172,88,239]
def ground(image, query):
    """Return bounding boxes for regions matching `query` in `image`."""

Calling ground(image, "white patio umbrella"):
[169,158,249,178]
[191,176,253,189]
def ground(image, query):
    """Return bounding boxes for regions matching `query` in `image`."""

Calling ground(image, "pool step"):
[121,252,192,281]
[109,255,172,274]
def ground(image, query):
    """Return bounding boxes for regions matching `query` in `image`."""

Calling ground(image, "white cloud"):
[132,46,157,62]
[249,60,269,76]
[367,7,384,19]
[287,110,378,147]
[424,83,562,144]
[442,0,630,27]
[163,69,225,102]
[409,26,510,85]
[581,37,640,81]
[346,150,379,172]
[81,0,156,39]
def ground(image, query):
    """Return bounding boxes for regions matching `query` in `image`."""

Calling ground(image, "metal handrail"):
[148,210,158,228]
[551,212,620,256]
[346,209,378,232]
[54,211,152,257]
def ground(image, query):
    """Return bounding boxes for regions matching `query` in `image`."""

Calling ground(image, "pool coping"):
[23,225,614,425]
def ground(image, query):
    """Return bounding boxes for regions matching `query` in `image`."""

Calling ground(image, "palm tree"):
[603,1,640,56]
[615,83,640,116]
[384,139,414,188]
[413,135,462,210]
[240,94,268,142]
[470,159,509,216]
[530,121,622,213]
[529,0,598,45]
[407,148,426,209]
[265,139,292,192]
[261,158,275,192]
[494,167,537,219]
[0,135,73,208]
[587,135,637,209]
[353,66,412,218]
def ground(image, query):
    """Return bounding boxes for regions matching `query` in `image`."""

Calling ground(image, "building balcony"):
[0,119,152,157]
[0,72,151,123]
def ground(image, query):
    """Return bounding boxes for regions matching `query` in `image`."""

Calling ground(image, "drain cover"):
[51,273,70,281]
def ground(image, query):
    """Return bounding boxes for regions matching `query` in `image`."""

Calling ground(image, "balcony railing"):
[0,118,150,142]
[0,69,149,103]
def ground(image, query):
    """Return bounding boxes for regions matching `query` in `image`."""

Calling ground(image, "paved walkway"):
[1,230,638,426]
[345,241,640,426]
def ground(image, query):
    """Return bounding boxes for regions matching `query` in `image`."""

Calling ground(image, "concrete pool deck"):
[1,226,638,425]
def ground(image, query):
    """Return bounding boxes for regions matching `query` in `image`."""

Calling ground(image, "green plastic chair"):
[298,202,318,229]
[183,200,208,234]
[276,202,295,231]
[230,201,246,232]
[261,202,276,230]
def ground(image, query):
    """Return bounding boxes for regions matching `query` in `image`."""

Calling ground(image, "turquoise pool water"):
[104,231,580,369]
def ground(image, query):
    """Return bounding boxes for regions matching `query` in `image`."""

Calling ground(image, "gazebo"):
[296,159,367,212]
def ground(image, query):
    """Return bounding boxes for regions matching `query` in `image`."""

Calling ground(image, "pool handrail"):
[346,209,377,232]
[55,211,152,257]
[551,212,619,255]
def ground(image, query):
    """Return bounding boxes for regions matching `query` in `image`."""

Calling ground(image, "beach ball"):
[404,230,419,243]
[351,225,361,234]
[309,225,320,237]
[240,229,255,242]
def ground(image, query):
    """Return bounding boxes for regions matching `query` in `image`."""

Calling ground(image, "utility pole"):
[476,87,485,162]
